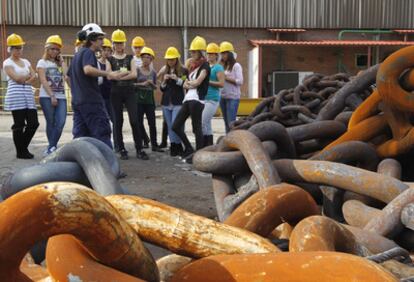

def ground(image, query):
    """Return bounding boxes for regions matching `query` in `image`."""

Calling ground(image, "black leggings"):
[11,109,39,152]
[138,103,157,147]
[172,100,204,151]
[110,86,142,151]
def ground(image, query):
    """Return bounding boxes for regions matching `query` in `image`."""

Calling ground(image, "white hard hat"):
[82,23,105,36]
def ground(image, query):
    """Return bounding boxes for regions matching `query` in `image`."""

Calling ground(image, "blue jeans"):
[220,98,240,133]
[40,97,67,149]
[162,105,182,144]
[72,102,112,149]
[202,100,219,135]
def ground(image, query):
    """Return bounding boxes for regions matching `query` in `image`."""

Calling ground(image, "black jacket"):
[160,68,188,106]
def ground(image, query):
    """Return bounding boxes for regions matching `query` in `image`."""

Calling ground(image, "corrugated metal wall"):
[1,0,414,29]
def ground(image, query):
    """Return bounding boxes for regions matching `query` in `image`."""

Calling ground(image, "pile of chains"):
[232,70,376,131]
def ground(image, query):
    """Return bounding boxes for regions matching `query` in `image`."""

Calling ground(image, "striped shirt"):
[3,58,36,111]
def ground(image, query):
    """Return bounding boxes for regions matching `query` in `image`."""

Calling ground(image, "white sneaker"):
[43,146,57,157]
[43,148,49,157]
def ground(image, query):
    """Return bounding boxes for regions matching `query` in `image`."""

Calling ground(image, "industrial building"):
[1,0,414,99]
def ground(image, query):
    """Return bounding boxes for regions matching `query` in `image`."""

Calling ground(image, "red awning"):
[249,39,414,47]
[268,28,306,33]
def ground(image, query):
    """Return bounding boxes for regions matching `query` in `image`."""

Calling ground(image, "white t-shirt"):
[2,58,36,111]
[36,59,66,99]
[3,58,30,79]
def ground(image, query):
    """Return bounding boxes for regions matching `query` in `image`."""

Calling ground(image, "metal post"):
[367,46,372,67]
[258,45,262,97]
[182,26,188,63]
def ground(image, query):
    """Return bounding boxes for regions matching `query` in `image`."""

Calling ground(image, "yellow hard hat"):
[206,43,220,54]
[75,39,83,46]
[140,47,155,58]
[111,29,127,43]
[46,35,63,48]
[219,41,234,53]
[103,38,112,48]
[189,36,207,51]
[132,36,145,47]
[164,47,181,59]
[7,33,25,47]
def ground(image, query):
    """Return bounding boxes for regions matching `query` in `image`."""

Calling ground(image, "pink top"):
[222,62,243,99]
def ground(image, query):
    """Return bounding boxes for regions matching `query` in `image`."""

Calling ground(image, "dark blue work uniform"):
[67,47,112,148]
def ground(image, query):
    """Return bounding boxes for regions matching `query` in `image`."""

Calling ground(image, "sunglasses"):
[49,48,60,52]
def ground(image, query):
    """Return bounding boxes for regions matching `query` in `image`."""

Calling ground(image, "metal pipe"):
[182,26,188,63]
[338,29,394,41]
[258,45,263,97]
[367,46,372,67]
[0,0,7,63]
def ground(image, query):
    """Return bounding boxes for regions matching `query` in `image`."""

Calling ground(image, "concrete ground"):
[0,110,227,259]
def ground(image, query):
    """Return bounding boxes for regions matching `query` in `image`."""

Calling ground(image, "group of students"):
[2,23,243,163]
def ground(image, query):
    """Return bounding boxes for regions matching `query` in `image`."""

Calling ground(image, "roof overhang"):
[249,40,414,47]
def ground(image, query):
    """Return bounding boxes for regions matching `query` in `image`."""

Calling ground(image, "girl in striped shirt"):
[3,34,39,159]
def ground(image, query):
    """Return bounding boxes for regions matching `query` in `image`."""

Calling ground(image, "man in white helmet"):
[67,23,125,148]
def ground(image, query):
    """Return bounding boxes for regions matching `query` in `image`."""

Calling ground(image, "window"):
[355,54,372,68]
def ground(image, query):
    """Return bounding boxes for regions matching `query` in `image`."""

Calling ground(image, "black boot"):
[176,143,184,157]
[171,143,181,157]
[160,121,168,148]
[182,146,194,159]
[152,145,165,152]
[136,150,149,160]
[22,125,38,158]
[13,128,33,159]
[119,148,129,160]
[142,129,150,148]
[170,143,176,157]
